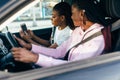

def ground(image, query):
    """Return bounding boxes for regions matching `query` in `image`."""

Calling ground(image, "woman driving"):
[12,0,105,67]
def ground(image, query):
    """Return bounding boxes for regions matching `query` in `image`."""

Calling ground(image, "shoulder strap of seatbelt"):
[51,26,56,44]
[64,31,102,60]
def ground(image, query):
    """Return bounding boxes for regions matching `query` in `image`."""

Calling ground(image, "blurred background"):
[2,0,61,33]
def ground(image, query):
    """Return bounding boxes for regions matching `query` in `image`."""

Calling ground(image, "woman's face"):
[51,10,63,26]
[71,5,82,27]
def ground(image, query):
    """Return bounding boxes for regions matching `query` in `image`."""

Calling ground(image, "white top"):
[54,26,72,46]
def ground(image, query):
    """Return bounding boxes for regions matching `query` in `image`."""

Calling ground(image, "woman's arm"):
[11,47,68,67]
[49,43,58,48]
[32,34,51,47]
[20,30,51,47]
[31,37,72,58]
[36,54,68,67]
[11,38,72,67]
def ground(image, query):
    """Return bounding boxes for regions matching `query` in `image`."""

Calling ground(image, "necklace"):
[58,26,66,30]
[58,27,62,30]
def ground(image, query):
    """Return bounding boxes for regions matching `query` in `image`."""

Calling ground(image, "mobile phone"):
[20,23,27,32]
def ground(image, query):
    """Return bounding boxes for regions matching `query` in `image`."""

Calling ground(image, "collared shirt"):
[31,23,105,67]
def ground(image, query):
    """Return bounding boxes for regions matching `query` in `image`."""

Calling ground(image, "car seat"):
[100,0,120,53]
[92,0,120,53]
[106,0,120,52]
[111,20,120,51]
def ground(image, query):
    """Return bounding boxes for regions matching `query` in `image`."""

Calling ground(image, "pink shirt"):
[31,23,105,67]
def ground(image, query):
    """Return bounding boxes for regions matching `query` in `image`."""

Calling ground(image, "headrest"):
[105,0,120,18]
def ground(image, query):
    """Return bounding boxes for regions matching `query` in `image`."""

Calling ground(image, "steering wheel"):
[5,32,20,47]
[0,32,33,72]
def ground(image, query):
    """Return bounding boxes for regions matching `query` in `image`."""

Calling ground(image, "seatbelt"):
[64,31,102,60]
[51,26,56,44]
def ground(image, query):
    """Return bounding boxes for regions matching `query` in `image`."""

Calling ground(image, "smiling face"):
[51,10,64,27]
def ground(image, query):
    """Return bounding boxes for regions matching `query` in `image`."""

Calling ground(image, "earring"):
[83,10,86,25]
[81,10,86,31]
[83,10,85,13]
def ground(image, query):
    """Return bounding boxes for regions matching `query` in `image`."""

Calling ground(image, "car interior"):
[0,0,120,79]
[0,0,53,72]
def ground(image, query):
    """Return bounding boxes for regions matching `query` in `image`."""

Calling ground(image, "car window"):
[2,0,61,33]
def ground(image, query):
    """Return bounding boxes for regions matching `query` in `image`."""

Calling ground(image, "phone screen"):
[21,23,27,32]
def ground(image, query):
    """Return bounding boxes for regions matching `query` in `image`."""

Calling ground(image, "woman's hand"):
[19,30,33,42]
[12,47,38,63]
[14,35,32,50]
[49,43,58,48]
[27,30,35,38]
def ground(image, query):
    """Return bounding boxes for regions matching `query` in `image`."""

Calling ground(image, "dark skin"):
[71,5,93,30]
[71,4,82,27]
[12,9,94,64]
[20,10,67,48]
[12,35,37,63]
[12,47,38,63]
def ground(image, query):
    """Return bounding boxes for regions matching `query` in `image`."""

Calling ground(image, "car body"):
[0,0,120,80]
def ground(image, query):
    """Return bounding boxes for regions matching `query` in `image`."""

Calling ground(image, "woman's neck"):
[82,21,94,31]
[58,24,67,30]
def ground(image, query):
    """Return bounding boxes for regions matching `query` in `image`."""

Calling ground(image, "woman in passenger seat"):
[19,2,75,48]
[12,0,106,67]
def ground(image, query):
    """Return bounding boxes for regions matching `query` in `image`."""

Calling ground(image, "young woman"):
[12,0,106,67]
[20,2,75,48]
